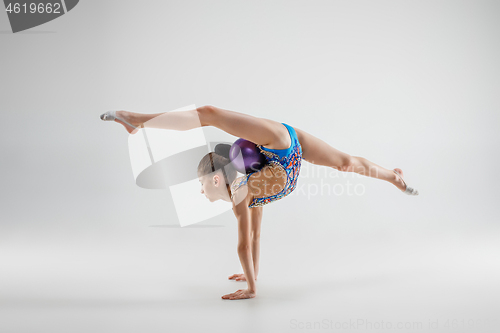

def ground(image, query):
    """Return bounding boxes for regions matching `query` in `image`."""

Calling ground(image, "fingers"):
[222,289,250,300]
[228,274,257,282]
[222,290,242,298]
[221,290,240,299]
[228,273,246,281]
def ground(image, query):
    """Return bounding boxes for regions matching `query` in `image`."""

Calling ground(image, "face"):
[199,174,220,202]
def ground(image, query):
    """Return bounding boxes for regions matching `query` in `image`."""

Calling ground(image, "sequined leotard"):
[230,123,302,208]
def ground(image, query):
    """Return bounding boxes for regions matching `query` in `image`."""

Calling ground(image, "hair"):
[197,144,237,186]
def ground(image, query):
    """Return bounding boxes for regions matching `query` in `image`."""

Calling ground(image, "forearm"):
[252,239,260,277]
[238,246,257,292]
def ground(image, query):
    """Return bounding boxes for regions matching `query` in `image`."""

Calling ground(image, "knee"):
[339,155,355,172]
[196,105,216,126]
[196,105,216,115]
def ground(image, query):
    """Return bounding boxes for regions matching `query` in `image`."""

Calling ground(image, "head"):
[197,150,237,202]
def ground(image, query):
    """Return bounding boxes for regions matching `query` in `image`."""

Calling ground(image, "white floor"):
[1,210,498,333]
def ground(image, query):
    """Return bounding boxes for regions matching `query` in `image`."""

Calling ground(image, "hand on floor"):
[221,289,256,300]
[228,273,257,281]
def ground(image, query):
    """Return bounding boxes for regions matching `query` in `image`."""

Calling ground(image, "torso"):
[230,123,303,208]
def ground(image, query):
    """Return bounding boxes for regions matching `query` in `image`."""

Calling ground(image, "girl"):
[100,105,418,300]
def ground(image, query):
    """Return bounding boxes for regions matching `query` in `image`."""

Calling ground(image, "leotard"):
[230,123,302,208]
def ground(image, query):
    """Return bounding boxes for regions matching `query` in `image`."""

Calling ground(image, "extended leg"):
[115,106,291,150]
[294,127,407,191]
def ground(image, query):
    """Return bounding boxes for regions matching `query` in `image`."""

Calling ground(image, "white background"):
[1,1,499,332]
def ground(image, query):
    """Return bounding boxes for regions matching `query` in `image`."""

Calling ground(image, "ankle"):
[124,111,142,127]
[393,173,406,190]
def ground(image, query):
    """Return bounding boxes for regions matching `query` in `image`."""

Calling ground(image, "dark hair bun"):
[214,143,232,159]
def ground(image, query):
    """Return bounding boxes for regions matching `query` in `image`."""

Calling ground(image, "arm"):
[250,206,263,279]
[233,191,257,293]
[228,206,263,282]
[221,186,257,300]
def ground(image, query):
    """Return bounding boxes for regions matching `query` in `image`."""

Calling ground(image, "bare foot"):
[228,273,257,281]
[114,111,143,134]
[393,168,407,192]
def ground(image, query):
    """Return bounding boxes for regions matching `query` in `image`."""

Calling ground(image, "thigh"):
[294,127,351,169]
[203,106,291,149]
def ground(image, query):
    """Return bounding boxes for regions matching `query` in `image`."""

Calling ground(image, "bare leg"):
[111,110,407,191]
[113,109,203,134]
[112,106,291,150]
[294,127,408,192]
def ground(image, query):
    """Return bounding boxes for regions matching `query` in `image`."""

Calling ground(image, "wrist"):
[247,280,257,292]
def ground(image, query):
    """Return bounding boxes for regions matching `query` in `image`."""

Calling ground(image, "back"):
[230,123,303,208]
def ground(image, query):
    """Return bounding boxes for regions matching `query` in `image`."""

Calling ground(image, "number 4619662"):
[6,2,62,14]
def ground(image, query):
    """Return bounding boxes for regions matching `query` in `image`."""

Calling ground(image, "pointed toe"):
[100,111,116,121]
[99,110,138,130]
[394,170,419,196]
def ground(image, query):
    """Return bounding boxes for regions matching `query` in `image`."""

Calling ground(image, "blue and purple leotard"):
[230,123,302,208]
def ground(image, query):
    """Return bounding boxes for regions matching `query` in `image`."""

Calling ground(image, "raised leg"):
[293,127,407,191]
[114,106,291,150]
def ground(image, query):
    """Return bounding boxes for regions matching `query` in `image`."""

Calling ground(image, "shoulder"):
[231,184,253,215]
[230,175,248,201]
[231,174,259,212]
[230,175,246,191]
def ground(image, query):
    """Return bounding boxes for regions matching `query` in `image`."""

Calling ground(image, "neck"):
[221,184,232,202]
